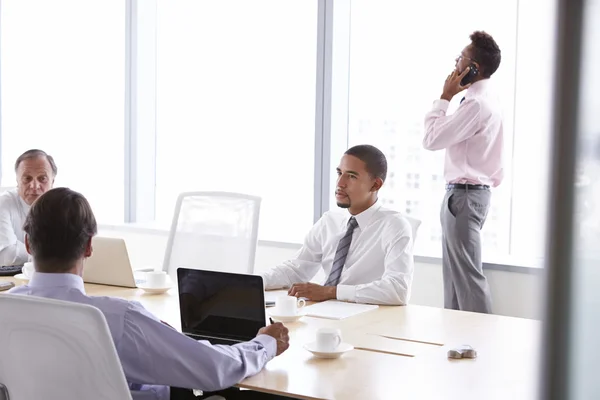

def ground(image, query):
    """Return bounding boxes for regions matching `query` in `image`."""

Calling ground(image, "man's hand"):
[288,283,336,302]
[441,68,472,101]
[258,322,290,356]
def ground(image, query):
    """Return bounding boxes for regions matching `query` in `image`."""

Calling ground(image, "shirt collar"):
[10,189,31,213]
[347,200,382,229]
[465,78,489,98]
[29,272,86,294]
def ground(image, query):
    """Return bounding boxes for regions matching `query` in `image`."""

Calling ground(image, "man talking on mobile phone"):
[422,31,503,314]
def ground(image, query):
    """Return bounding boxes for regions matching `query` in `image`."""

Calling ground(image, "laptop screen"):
[177,268,266,342]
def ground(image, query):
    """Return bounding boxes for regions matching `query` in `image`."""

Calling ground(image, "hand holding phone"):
[460,64,479,86]
[441,66,477,101]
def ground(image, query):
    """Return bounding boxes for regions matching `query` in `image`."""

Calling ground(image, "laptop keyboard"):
[0,265,23,277]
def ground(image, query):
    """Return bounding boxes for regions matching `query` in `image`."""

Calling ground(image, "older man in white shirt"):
[261,145,414,306]
[0,149,56,266]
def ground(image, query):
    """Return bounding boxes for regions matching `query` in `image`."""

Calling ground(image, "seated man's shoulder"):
[376,207,412,229]
[88,295,144,317]
[0,190,18,208]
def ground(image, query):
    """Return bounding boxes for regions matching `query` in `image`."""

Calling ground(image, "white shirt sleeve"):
[336,216,414,305]
[423,98,482,151]
[0,197,29,266]
[261,217,326,290]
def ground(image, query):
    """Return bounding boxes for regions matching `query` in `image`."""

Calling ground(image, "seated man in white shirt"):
[0,149,56,266]
[261,145,414,306]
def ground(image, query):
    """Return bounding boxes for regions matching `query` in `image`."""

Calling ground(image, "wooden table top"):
[1,277,541,400]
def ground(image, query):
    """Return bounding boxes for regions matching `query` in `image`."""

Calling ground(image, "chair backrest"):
[0,294,132,400]
[162,192,261,280]
[405,216,421,248]
[0,187,14,194]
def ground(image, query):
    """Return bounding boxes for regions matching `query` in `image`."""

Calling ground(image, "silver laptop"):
[82,237,140,288]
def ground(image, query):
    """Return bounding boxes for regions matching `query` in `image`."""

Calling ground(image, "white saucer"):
[136,284,172,294]
[13,274,29,282]
[303,342,354,359]
[269,311,305,323]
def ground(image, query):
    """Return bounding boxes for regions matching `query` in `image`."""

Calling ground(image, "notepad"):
[303,300,379,320]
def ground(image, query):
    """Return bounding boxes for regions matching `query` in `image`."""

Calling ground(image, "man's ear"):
[25,234,32,255]
[371,178,384,192]
[84,237,93,258]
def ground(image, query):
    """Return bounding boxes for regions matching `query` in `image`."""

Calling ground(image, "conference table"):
[1,276,541,400]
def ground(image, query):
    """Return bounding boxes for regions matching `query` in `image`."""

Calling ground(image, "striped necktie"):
[324,217,359,287]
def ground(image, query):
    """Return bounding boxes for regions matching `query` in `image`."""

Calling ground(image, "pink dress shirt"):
[423,79,504,187]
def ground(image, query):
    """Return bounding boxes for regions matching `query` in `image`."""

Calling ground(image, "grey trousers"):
[440,188,493,313]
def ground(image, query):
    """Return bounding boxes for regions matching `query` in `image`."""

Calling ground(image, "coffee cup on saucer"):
[274,295,305,316]
[315,328,342,352]
[145,271,168,288]
[303,327,353,358]
[21,262,35,279]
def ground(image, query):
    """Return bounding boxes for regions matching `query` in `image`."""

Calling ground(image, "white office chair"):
[0,294,132,400]
[405,216,421,247]
[162,192,261,281]
[0,187,14,194]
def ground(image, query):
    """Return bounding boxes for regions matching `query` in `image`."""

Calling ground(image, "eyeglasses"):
[456,54,478,63]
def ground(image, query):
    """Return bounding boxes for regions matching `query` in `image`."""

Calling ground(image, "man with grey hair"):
[0,149,57,266]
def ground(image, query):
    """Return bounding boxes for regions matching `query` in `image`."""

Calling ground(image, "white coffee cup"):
[275,295,306,316]
[22,262,35,279]
[316,328,342,352]
[145,271,168,288]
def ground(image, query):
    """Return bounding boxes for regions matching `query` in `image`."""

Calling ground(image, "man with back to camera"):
[422,31,503,314]
[8,187,291,400]
[0,149,56,266]
[261,144,415,306]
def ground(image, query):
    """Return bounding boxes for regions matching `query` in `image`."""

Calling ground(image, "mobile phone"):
[460,64,479,86]
[0,282,15,291]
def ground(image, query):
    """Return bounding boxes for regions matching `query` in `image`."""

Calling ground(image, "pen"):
[269,317,275,325]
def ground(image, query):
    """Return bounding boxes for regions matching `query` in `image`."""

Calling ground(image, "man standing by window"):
[423,31,503,314]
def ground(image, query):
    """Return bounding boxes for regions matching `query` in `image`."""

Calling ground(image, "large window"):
[0,1,556,263]
[0,0,125,223]
[341,0,552,261]
[154,0,318,243]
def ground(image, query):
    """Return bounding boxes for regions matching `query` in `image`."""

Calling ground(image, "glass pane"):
[0,0,125,223]
[347,0,518,259]
[569,0,600,397]
[155,0,317,243]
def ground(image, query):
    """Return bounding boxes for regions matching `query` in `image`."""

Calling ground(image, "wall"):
[99,225,543,320]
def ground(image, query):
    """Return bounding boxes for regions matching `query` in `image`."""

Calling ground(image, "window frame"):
[0,0,552,266]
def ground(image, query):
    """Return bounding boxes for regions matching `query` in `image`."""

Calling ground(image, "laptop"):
[83,237,142,288]
[177,268,266,345]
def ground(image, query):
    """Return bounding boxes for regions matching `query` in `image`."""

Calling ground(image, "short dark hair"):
[344,145,387,182]
[23,188,97,272]
[15,149,58,176]
[469,31,501,78]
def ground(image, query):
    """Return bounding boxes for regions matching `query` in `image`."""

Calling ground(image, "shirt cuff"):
[432,99,450,111]
[336,284,356,302]
[254,334,278,359]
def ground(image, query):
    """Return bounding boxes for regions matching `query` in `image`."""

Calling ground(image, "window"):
[339,0,539,260]
[154,0,318,243]
[0,0,125,223]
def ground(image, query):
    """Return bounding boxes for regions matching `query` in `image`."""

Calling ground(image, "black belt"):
[446,183,490,190]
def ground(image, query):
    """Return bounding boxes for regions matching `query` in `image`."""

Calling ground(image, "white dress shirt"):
[262,202,414,305]
[423,79,504,187]
[0,189,30,266]
[9,272,277,400]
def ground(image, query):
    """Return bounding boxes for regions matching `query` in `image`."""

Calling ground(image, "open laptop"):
[83,237,141,288]
[177,268,266,345]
